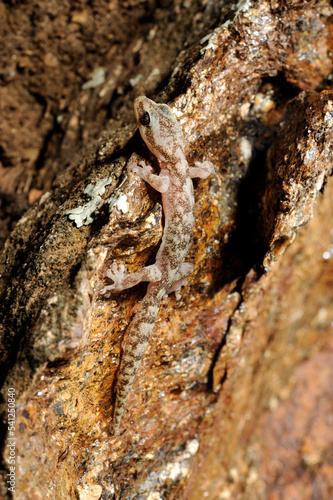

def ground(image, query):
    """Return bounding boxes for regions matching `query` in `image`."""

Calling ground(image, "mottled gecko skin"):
[103,96,213,434]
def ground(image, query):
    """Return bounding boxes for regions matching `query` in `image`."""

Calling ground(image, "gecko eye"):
[139,111,151,126]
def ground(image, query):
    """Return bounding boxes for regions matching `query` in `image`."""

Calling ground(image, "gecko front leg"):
[102,262,162,295]
[128,160,170,193]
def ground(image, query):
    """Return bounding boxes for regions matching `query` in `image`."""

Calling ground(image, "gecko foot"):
[171,277,189,300]
[101,263,127,295]
[165,263,194,299]
[195,161,214,178]
[128,160,153,177]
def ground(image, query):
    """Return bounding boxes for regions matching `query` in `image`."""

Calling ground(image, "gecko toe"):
[103,263,127,293]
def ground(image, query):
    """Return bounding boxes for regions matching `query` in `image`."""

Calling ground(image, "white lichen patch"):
[39,191,51,205]
[253,92,275,114]
[239,101,251,119]
[82,67,107,90]
[76,483,103,500]
[240,136,253,164]
[186,438,200,455]
[147,493,162,500]
[115,194,128,213]
[129,73,143,87]
[200,0,252,54]
[324,100,333,126]
[136,439,200,497]
[323,248,333,260]
[200,29,219,54]
[158,439,200,483]
[66,178,113,227]
[225,0,252,26]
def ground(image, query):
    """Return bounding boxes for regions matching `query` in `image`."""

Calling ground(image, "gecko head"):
[134,96,186,164]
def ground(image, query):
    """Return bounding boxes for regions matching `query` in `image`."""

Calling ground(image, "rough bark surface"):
[0,0,332,499]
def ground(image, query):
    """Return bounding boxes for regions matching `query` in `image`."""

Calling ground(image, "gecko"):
[103,96,213,434]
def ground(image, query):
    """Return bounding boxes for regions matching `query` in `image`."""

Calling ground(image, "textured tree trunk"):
[1,1,332,499]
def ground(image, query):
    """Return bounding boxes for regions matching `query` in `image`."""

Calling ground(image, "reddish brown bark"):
[0,1,332,498]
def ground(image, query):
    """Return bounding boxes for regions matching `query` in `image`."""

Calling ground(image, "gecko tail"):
[111,286,164,435]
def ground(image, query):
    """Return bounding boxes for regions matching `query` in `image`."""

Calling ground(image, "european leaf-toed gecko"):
[103,96,213,434]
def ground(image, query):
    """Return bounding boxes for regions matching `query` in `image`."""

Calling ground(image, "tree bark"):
[0,1,332,498]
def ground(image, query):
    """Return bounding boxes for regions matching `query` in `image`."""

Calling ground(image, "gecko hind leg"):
[189,160,214,179]
[102,262,162,295]
[166,262,194,300]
